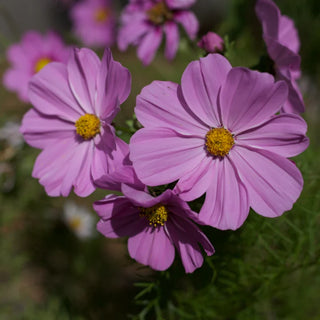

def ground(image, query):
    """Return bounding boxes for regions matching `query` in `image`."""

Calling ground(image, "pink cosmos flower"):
[71,0,116,47]
[197,32,224,53]
[3,31,70,103]
[118,0,199,65]
[20,48,131,197]
[255,0,304,114]
[129,54,309,230]
[94,183,214,273]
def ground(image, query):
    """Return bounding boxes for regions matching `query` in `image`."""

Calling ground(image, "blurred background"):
[0,0,319,319]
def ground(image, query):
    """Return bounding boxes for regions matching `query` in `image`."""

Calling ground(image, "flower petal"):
[231,145,303,218]
[166,0,196,9]
[181,54,232,127]
[128,226,175,271]
[67,48,100,114]
[219,67,288,133]
[199,156,249,230]
[137,27,163,65]
[135,80,208,135]
[164,21,179,60]
[130,127,205,186]
[29,62,82,121]
[236,113,309,157]
[174,10,199,39]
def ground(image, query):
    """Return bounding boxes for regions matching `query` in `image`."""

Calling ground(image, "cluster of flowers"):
[4,0,309,273]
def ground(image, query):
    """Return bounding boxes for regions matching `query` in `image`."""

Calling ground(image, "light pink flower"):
[94,183,214,273]
[255,0,304,113]
[197,32,224,53]
[130,54,309,230]
[3,31,71,103]
[118,0,198,65]
[20,48,131,197]
[71,0,116,47]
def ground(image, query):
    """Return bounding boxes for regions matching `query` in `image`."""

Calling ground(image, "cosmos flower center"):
[147,1,173,25]
[139,204,168,227]
[75,114,101,140]
[205,127,234,157]
[94,7,109,22]
[69,217,82,230]
[34,57,52,73]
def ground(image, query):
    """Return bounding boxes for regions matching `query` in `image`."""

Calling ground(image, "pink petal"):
[3,69,30,102]
[67,48,100,114]
[219,67,288,133]
[95,48,131,120]
[174,10,199,40]
[236,113,309,157]
[164,21,179,60]
[279,15,300,54]
[166,0,196,9]
[137,27,163,65]
[231,145,303,218]
[128,227,175,271]
[199,156,249,230]
[29,62,82,121]
[181,54,232,127]
[135,80,208,135]
[167,216,214,273]
[121,183,156,207]
[174,155,213,201]
[130,127,205,186]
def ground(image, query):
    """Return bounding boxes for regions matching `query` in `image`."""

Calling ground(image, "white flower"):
[0,121,24,148]
[63,201,96,239]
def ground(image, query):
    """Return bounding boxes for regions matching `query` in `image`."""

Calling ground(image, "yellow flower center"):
[146,1,173,25]
[94,7,109,22]
[75,114,101,140]
[69,217,82,231]
[205,127,234,157]
[139,204,168,227]
[34,57,52,73]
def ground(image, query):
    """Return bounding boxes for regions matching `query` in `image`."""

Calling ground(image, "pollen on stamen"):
[146,1,173,25]
[34,57,52,73]
[75,114,101,140]
[205,127,234,157]
[139,204,168,227]
[94,7,109,22]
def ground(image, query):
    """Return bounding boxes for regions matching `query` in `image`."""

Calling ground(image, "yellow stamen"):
[205,127,234,157]
[146,1,173,25]
[75,114,100,140]
[69,217,82,230]
[34,57,52,73]
[139,204,168,227]
[94,7,109,22]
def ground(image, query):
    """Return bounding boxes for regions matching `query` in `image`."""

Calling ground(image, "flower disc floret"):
[139,204,168,227]
[147,2,173,25]
[95,8,109,22]
[34,57,52,73]
[205,127,234,157]
[75,114,101,140]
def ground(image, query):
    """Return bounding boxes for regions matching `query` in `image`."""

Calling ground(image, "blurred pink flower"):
[130,54,309,230]
[198,32,224,53]
[20,48,131,197]
[255,0,304,113]
[3,31,70,103]
[94,183,214,273]
[71,0,116,47]
[118,0,199,65]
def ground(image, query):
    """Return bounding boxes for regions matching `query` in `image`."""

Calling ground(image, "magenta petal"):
[199,156,249,230]
[164,21,179,60]
[121,183,156,207]
[29,62,82,121]
[3,69,30,102]
[231,146,303,218]
[279,15,300,54]
[130,127,205,186]
[219,68,288,133]
[166,0,196,9]
[167,217,214,273]
[128,227,175,271]
[137,27,163,65]
[174,156,213,201]
[20,109,75,149]
[95,48,131,120]
[236,113,309,158]
[174,10,199,40]
[67,48,100,114]
[135,81,207,135]
[181,54,232,127]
